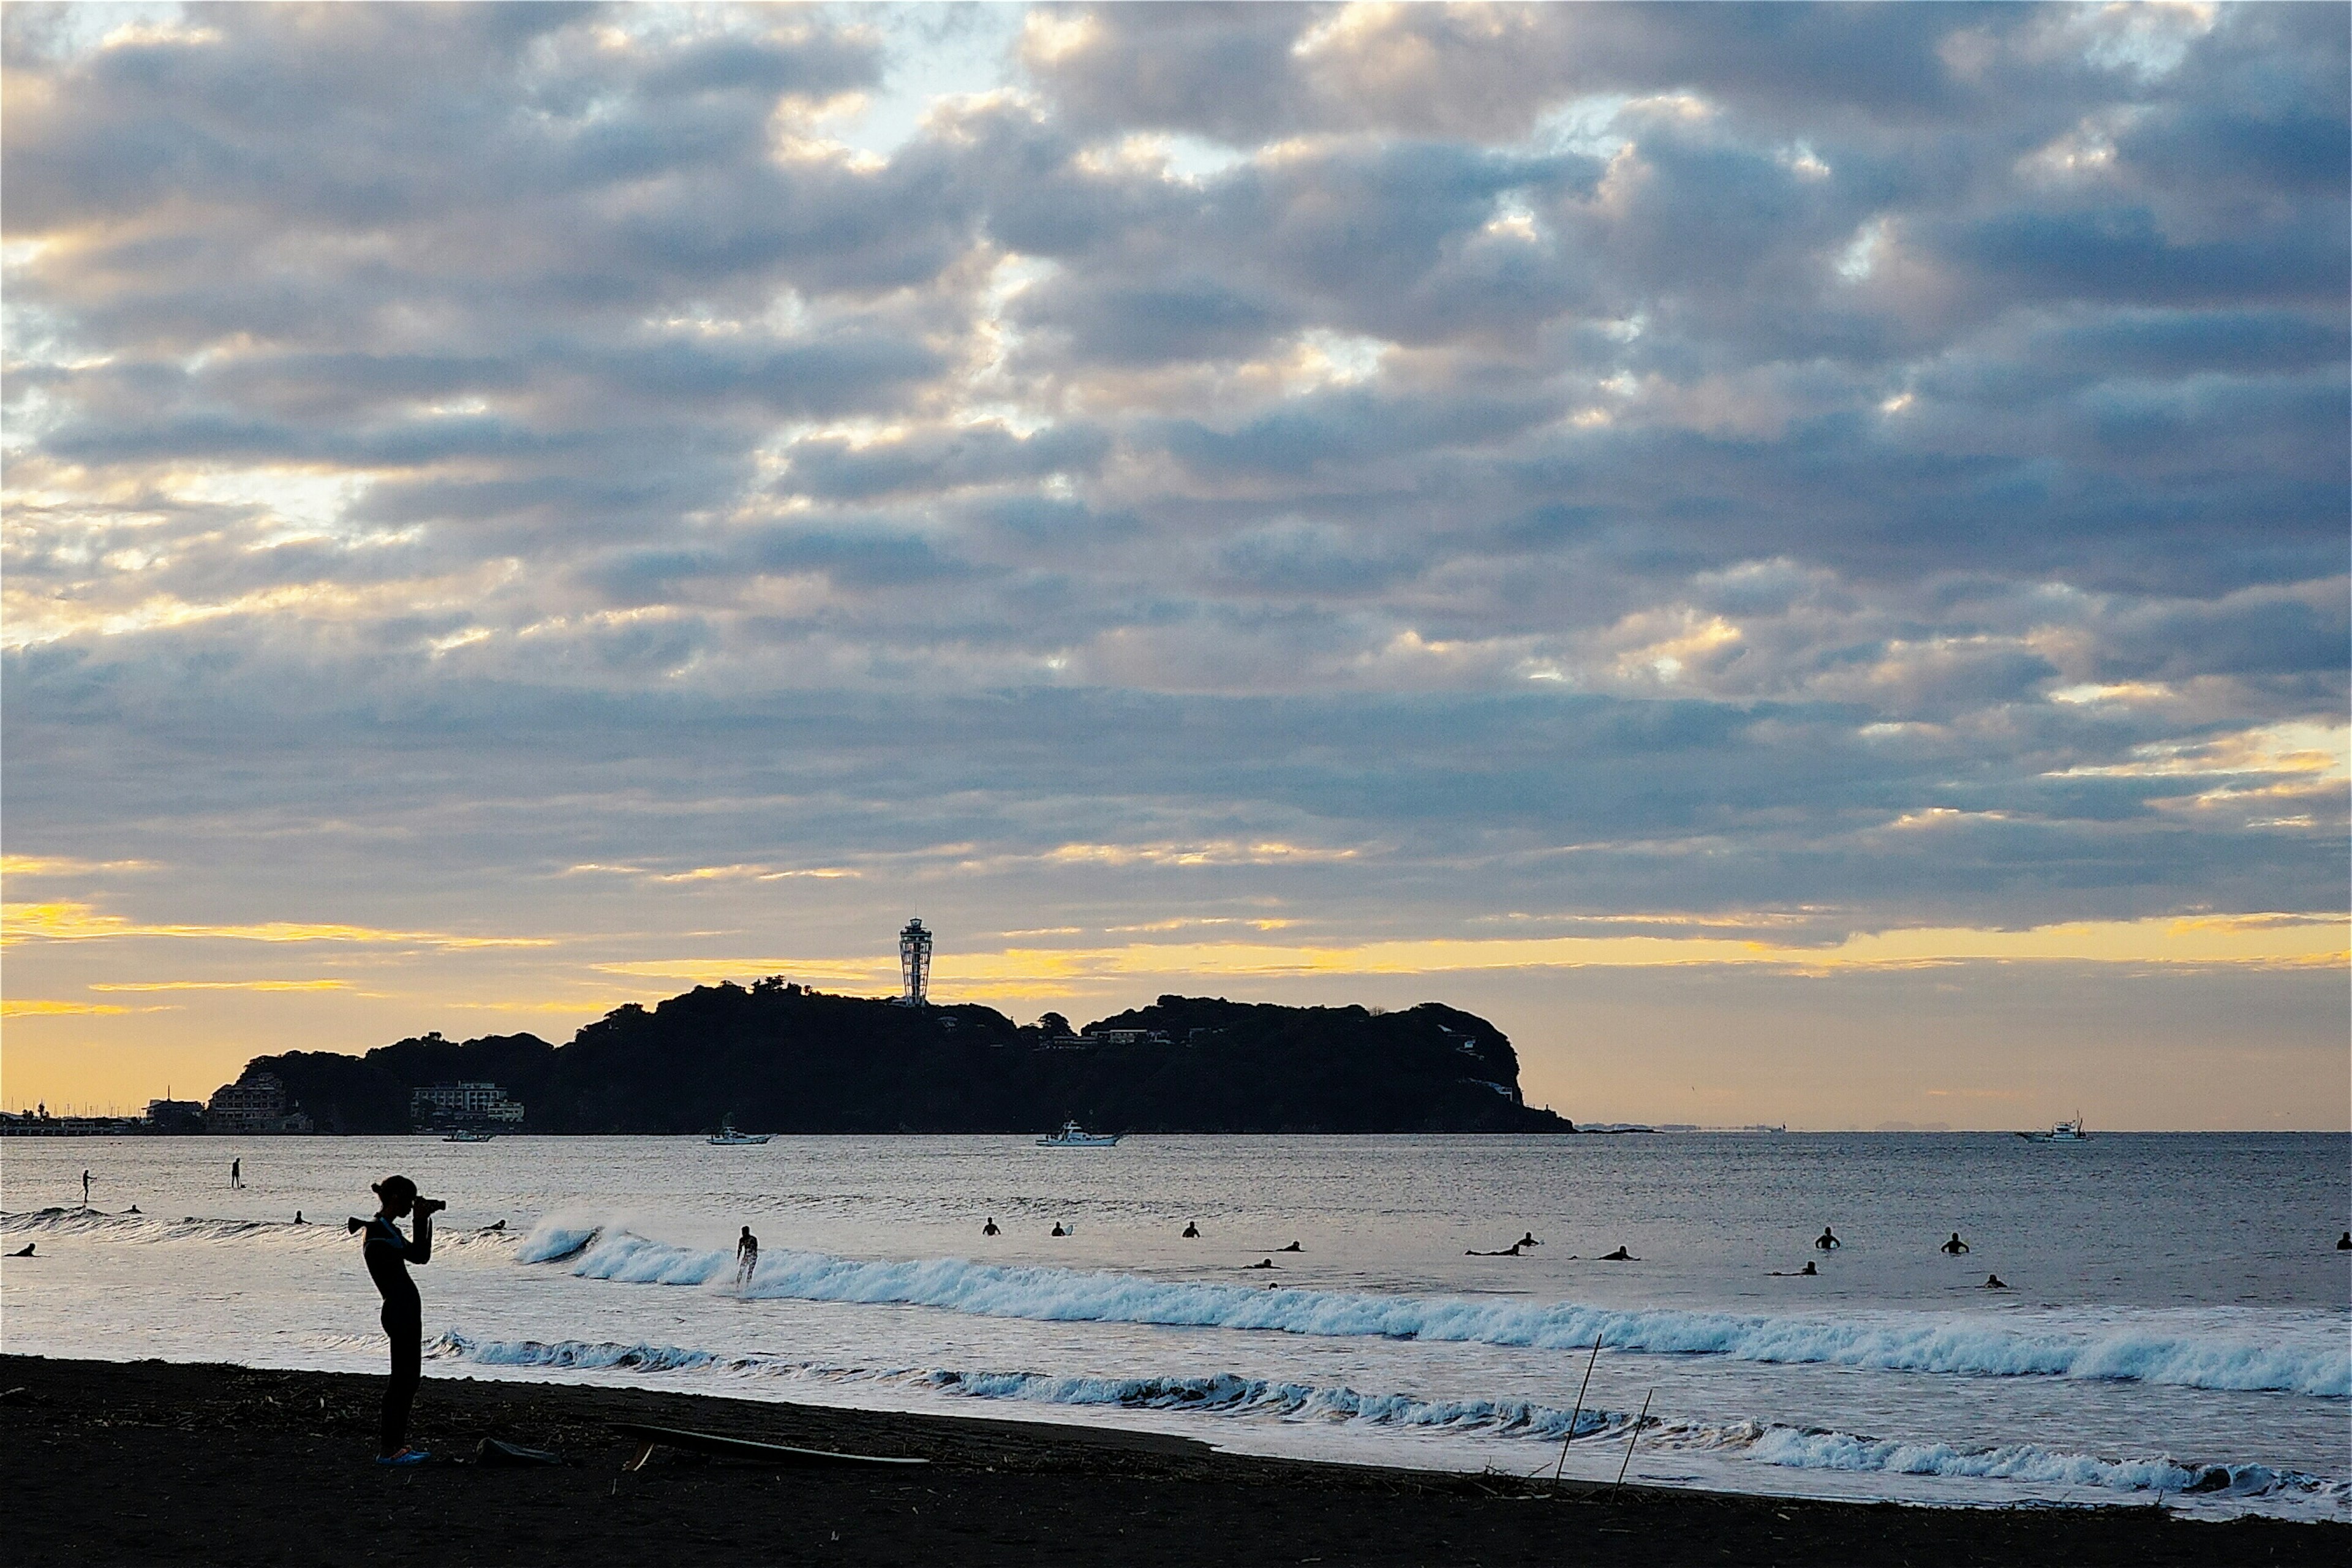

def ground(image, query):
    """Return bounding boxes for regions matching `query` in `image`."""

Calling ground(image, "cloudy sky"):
[4,2,2345,1128]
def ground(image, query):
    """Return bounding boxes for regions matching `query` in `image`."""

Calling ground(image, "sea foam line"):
[516,1223,2350,1398]
[428,1329,2340,1504]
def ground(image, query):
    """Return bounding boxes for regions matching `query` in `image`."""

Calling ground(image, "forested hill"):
[238,985,1574,1135]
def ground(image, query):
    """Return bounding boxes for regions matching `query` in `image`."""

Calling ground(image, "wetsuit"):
[361,1215,431,1454]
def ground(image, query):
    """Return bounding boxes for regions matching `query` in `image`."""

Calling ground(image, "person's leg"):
[380,1308,422,1455]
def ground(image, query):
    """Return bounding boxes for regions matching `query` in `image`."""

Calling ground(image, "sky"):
[3,2,2345,1129]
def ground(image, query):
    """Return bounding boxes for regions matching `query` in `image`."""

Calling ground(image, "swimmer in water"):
[1280,1240,1302,1252]
[10,1242,32,1257]
[1983,1273,2008,1289]
[1246,1258,1276,1270]
[1050,1223,1068,1237]
[1940,1232,1970,1254]
[125,1205,140,1215]
[1465,1242,1524,1256]
[1768,1261,1817,1276]
[2338,1232,2350,1251]
[1518,1232,1539,1248]
[1814,1227,1841,1250]
[982,1218,1000,1237]
[293,1211,306,1225]
[1599,1245,1635,1261]
[1181,1221,1199,1238]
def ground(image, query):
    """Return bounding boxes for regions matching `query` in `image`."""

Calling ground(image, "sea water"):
[4,1133,2345,1519]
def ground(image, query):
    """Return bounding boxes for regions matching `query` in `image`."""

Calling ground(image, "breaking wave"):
[428,1329,2343,1506]
[0,1205,519,1253]
[517,1222,2350,1400]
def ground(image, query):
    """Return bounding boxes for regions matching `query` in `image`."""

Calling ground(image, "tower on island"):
[898,918,932,1006]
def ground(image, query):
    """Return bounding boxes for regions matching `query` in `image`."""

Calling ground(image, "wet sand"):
[2,1355,2340,1566]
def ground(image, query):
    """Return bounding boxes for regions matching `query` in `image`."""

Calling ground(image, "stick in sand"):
[1551,1332,1604,1485]
[1613,1387,1653,1491]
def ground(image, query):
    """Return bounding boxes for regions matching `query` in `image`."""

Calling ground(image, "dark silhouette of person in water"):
[1280,1241,1302,1252]
[1182,1221,1200,1238]
[1941,1233,1970,1254]
[982,1218,1000,1237]
[10,1242,32,1257]
[293,1211,306,1226]
[230,1158,243,1189]
[1246,1258,1276,1270]
[1050,1223,1069,1237]
[736,1226,758,1285]
[1466,1242,1523,1256]
[1599,1246,1635,1261]
[350,1175,439,1464]
[124,1205,140,1215]
[1814,1227,1840,1250]
[82,1169,91,1207]
[2338,1232,2351,1251]
[1518,1232,1539,1248]
[1983,1273,2008,1289]
[1768,1261,1817,1276]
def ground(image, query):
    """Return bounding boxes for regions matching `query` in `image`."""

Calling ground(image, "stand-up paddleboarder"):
[350,1175,441,1464]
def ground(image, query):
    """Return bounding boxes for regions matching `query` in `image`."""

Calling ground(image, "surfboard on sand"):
[611,1422,929,1472]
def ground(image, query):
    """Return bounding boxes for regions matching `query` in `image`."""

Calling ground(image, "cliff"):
[238,984,1573,1135]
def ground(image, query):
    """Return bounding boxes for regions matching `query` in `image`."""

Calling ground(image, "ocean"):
[4,1132,2344,1519]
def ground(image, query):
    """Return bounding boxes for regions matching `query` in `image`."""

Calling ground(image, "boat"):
[707,1118,772,1146]
[442,1129,495,1143]
[1036,1120,1121,1147]
[2018,1116,2089,1144]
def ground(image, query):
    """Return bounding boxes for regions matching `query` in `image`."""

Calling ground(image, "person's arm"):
[409,1200,441,1265]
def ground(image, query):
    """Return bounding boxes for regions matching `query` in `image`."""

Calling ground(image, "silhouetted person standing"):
[736,1226,759,1284]
[1941,1233,1970,1254]
[982,1218,1000,1236]
[352,1175,439,1464]
[81,1169,91,1207]
[1814,1226,1840,1250]
[230,1158,243,1189]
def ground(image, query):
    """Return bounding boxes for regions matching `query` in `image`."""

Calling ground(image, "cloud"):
[0,3,2342,1121]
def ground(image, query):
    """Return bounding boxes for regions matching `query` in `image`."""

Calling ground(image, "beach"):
[6,1354,2343,1567]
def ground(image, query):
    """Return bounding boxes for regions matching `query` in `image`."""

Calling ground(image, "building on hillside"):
[206,1072,314,1133]
[146,1098,207,1132]
[898,918,932,1006]
[409,1081,526,1129]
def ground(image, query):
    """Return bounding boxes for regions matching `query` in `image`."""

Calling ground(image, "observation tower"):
[898,918,932,1006]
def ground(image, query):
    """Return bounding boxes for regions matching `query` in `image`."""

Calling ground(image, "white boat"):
[442,1129,495,1143]
[2018,1116,2089,1144]
[708,1119,772,1146]
[1036,1120,1121,1147]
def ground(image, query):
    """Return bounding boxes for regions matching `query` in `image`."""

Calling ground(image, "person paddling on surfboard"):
[350,1175,440,1466]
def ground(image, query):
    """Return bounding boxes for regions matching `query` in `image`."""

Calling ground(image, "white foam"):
[427,1329,2345,1508]
[522,1221,2351,1399]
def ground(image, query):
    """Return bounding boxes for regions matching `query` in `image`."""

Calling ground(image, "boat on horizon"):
[2018,1116,2089,1144]
[708,1118,772,1146]
[1036,1120,1121,1147]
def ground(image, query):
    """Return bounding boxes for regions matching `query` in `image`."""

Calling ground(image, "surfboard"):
[611,1422,929,1471]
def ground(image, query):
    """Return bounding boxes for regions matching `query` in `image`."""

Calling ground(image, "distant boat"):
[1036,1120,1121,1147]
[2018,1116,2089,1144]
[442,1129,495,1143]
[708,1118,772,1146]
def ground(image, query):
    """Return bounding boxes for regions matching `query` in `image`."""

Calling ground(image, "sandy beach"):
[3,1355,2340,1566]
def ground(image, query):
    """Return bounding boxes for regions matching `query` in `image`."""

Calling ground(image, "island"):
[235,985,1574,1135]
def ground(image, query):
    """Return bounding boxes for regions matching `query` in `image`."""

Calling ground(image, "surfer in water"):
[2337,1232,2350,1250]
[1465,1241,1524,1256]
[981,1218,1000,1237]
[293,1212,305,1225]
[1814,1226,1841,1250]
[1518,1232,1540,1248]
[736,1226,758,1285]
[1940,1232,1970,1254]
[82,1169,91,1207]
[1246,1258,1276,1270]
[1050,1223,1069,1237]
[1182,1221,1200,1238]
[1767,1261,1817,1276]
[350,1175,440,1466]
[9,1242,32,1257]
[1599,1245,1635,1261]
[1280,1240,1302,1252]
[1983,1273,2008,1290]
[230,1158,243,1189]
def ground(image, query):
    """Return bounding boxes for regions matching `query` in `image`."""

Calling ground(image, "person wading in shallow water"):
[350,1175,441,1465]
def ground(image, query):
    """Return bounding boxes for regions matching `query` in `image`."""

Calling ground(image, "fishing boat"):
[707,1118,772,1146]
[2018,1116,2089,1144]
[442,1129,495,1143]
[1036,1120,1121,1147]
